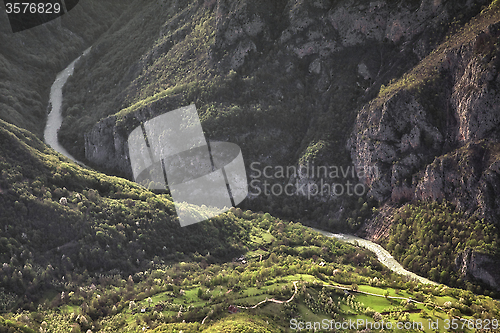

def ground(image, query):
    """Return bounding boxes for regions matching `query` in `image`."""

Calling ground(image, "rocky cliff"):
[80,0,484,179]
[350,17,500,221]
[84,94,186,177]
[350,7,500,289]
[455,248,500,289]
[65,0,500,289]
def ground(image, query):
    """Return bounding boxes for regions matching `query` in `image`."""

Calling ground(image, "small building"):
[228,305,239,314]
[235,255,246,263]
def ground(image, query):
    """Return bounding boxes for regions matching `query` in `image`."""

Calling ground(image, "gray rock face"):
[212,0,472,72]
[455,248,500,289]
[415,142,500,222]
[451,50,500,144]
[328,0,447,46]
[85,94,186,177]
[84,0,482,182]
[350,23,500,219]
[349,90,443,202]
[84,115,131,177]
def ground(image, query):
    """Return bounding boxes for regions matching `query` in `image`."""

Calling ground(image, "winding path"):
[202,281,299,324]
[236,281,299,309]
[214,279,445,319]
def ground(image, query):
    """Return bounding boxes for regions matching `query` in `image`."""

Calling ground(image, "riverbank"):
[310,227,438,285]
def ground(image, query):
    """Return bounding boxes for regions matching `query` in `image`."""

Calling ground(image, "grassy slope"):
[1,1,500,332]
[0,215,499,332]
[0,122,498,331]
[0,118,257,308]
[1,120,497,332]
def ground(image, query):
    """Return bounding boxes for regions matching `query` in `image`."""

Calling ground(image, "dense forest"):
[381,202,499,293]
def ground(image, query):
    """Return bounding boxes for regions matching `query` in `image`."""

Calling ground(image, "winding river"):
[310,227,438,285]
[43,47,91,165]
[42,49,437,287]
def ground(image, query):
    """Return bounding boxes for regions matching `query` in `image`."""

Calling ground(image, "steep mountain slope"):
[0,0,133,138]
[0,124,498,330]
[351,2,500,291]
[1,1,500,330]
[350,2,500,211]
[2,121,452,333]
[59,0,489,225]
[55,0,500,293]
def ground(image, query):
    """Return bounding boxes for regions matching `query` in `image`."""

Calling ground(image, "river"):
[43,47,91,165]
[42,48,437,287]
[310,227,438,285]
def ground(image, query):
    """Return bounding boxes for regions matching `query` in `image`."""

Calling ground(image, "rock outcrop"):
[350,20,500,221]
[350,13,500,289]
[455,248,500,289]
[84,94,186,177]
[349,90,444,202]
[85,115,130,176]
[82,0,484,183]
[415,142,500,222]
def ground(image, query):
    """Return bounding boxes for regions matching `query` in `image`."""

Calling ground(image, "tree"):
[429,268,439,281]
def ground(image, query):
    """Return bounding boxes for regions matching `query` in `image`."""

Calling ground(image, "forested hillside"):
[1,120,499,331]
[0,118,257,309]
